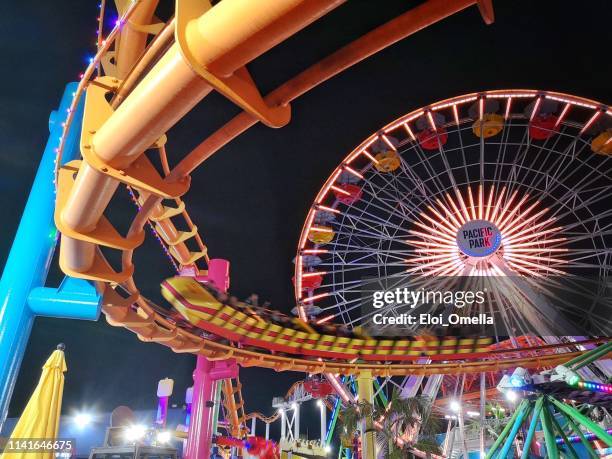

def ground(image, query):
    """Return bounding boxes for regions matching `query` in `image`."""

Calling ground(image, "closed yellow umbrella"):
[1,344,67,459]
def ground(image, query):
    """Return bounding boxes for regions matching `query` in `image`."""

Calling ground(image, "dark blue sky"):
[2,0,610,435]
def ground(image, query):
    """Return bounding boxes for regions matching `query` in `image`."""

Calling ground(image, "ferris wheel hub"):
[456,219,502,258]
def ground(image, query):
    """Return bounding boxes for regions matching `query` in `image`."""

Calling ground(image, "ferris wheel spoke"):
[533,275,611,305]
[491,119,516,190]
[514,125,577,194]
[317,272,417,310]
[521,278,611,326]
[534,149,611,211]
[401,141,456,199]
[498,125,532,208]
[544,143,612,198]
[332,204,419,238]
[331,224,405,245]
[549,185,612,223]
[362,150,437,205]
[352,181,427,228]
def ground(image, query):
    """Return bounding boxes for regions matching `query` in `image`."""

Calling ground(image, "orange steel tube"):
[112,19,176,109]
[61,0,345,273]
[171,0,479,178]
[115,0,160,79]
[206,0,347,77]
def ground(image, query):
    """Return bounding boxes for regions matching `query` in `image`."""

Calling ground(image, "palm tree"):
[465,402,509,440]
[338,389,442,458]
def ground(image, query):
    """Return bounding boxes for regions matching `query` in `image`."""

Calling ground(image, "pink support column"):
[184,259,233,459]
[185,357,217,459]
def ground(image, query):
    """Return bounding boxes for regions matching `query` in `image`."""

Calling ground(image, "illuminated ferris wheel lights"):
[579,110,602,135]
[316,315,334,324]
[361,150,379,164]
[419,211,457,235]
[504,216,556,241]
[316,204,340,214]
[302,292,329,303]
[342,165,363,179]
[504,234,556,248]
[426,111,437,131]
[555,103,572,128]
[380,134,397,151]
[504,256,566,275]
[404,185,567,276]
[427,204,457,229]
[403,123,416,141]
[310,226,333,233]
[302,249,329,254]
[330,185,351,196]
[504,97,513,119]
[529,97,543,122]
[303,271,327,278]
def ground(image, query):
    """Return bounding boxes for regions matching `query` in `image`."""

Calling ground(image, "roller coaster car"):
[303,377,334,398]
[161,276,492,361]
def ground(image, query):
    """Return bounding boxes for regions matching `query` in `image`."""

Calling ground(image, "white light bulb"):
[74,412,93,429]
[450,401,461,412]
[156,431,172,444]
[125,424,147,442]
[505,390,518,403]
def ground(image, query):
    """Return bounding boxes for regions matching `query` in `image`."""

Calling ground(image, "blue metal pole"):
[0,82,88,429]
[498,400,531,459]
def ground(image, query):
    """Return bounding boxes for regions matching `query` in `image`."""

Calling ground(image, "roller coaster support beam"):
[60,0,346,276]
[210,381,223,437]
[186,258,234,459]
[357,371,375,459]
[185,357,238,459]
[171,0,491,178]
[0,83,101,430]
[115,0,160,79]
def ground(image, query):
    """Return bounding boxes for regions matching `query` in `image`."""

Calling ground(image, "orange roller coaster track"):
[53,0,607,376]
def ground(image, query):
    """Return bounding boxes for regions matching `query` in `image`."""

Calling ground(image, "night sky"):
[2,0,610,435]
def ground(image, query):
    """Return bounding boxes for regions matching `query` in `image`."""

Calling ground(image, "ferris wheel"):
[294,90,612,339]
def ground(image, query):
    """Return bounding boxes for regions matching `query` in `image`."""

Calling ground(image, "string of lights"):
[556,428,612,445]
[51,0,196,275]
[52,0,141,184]
[569,380,612,394]
[96,1,107,76]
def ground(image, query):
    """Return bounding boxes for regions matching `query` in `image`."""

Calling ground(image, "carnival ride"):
[1,0,611,458]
